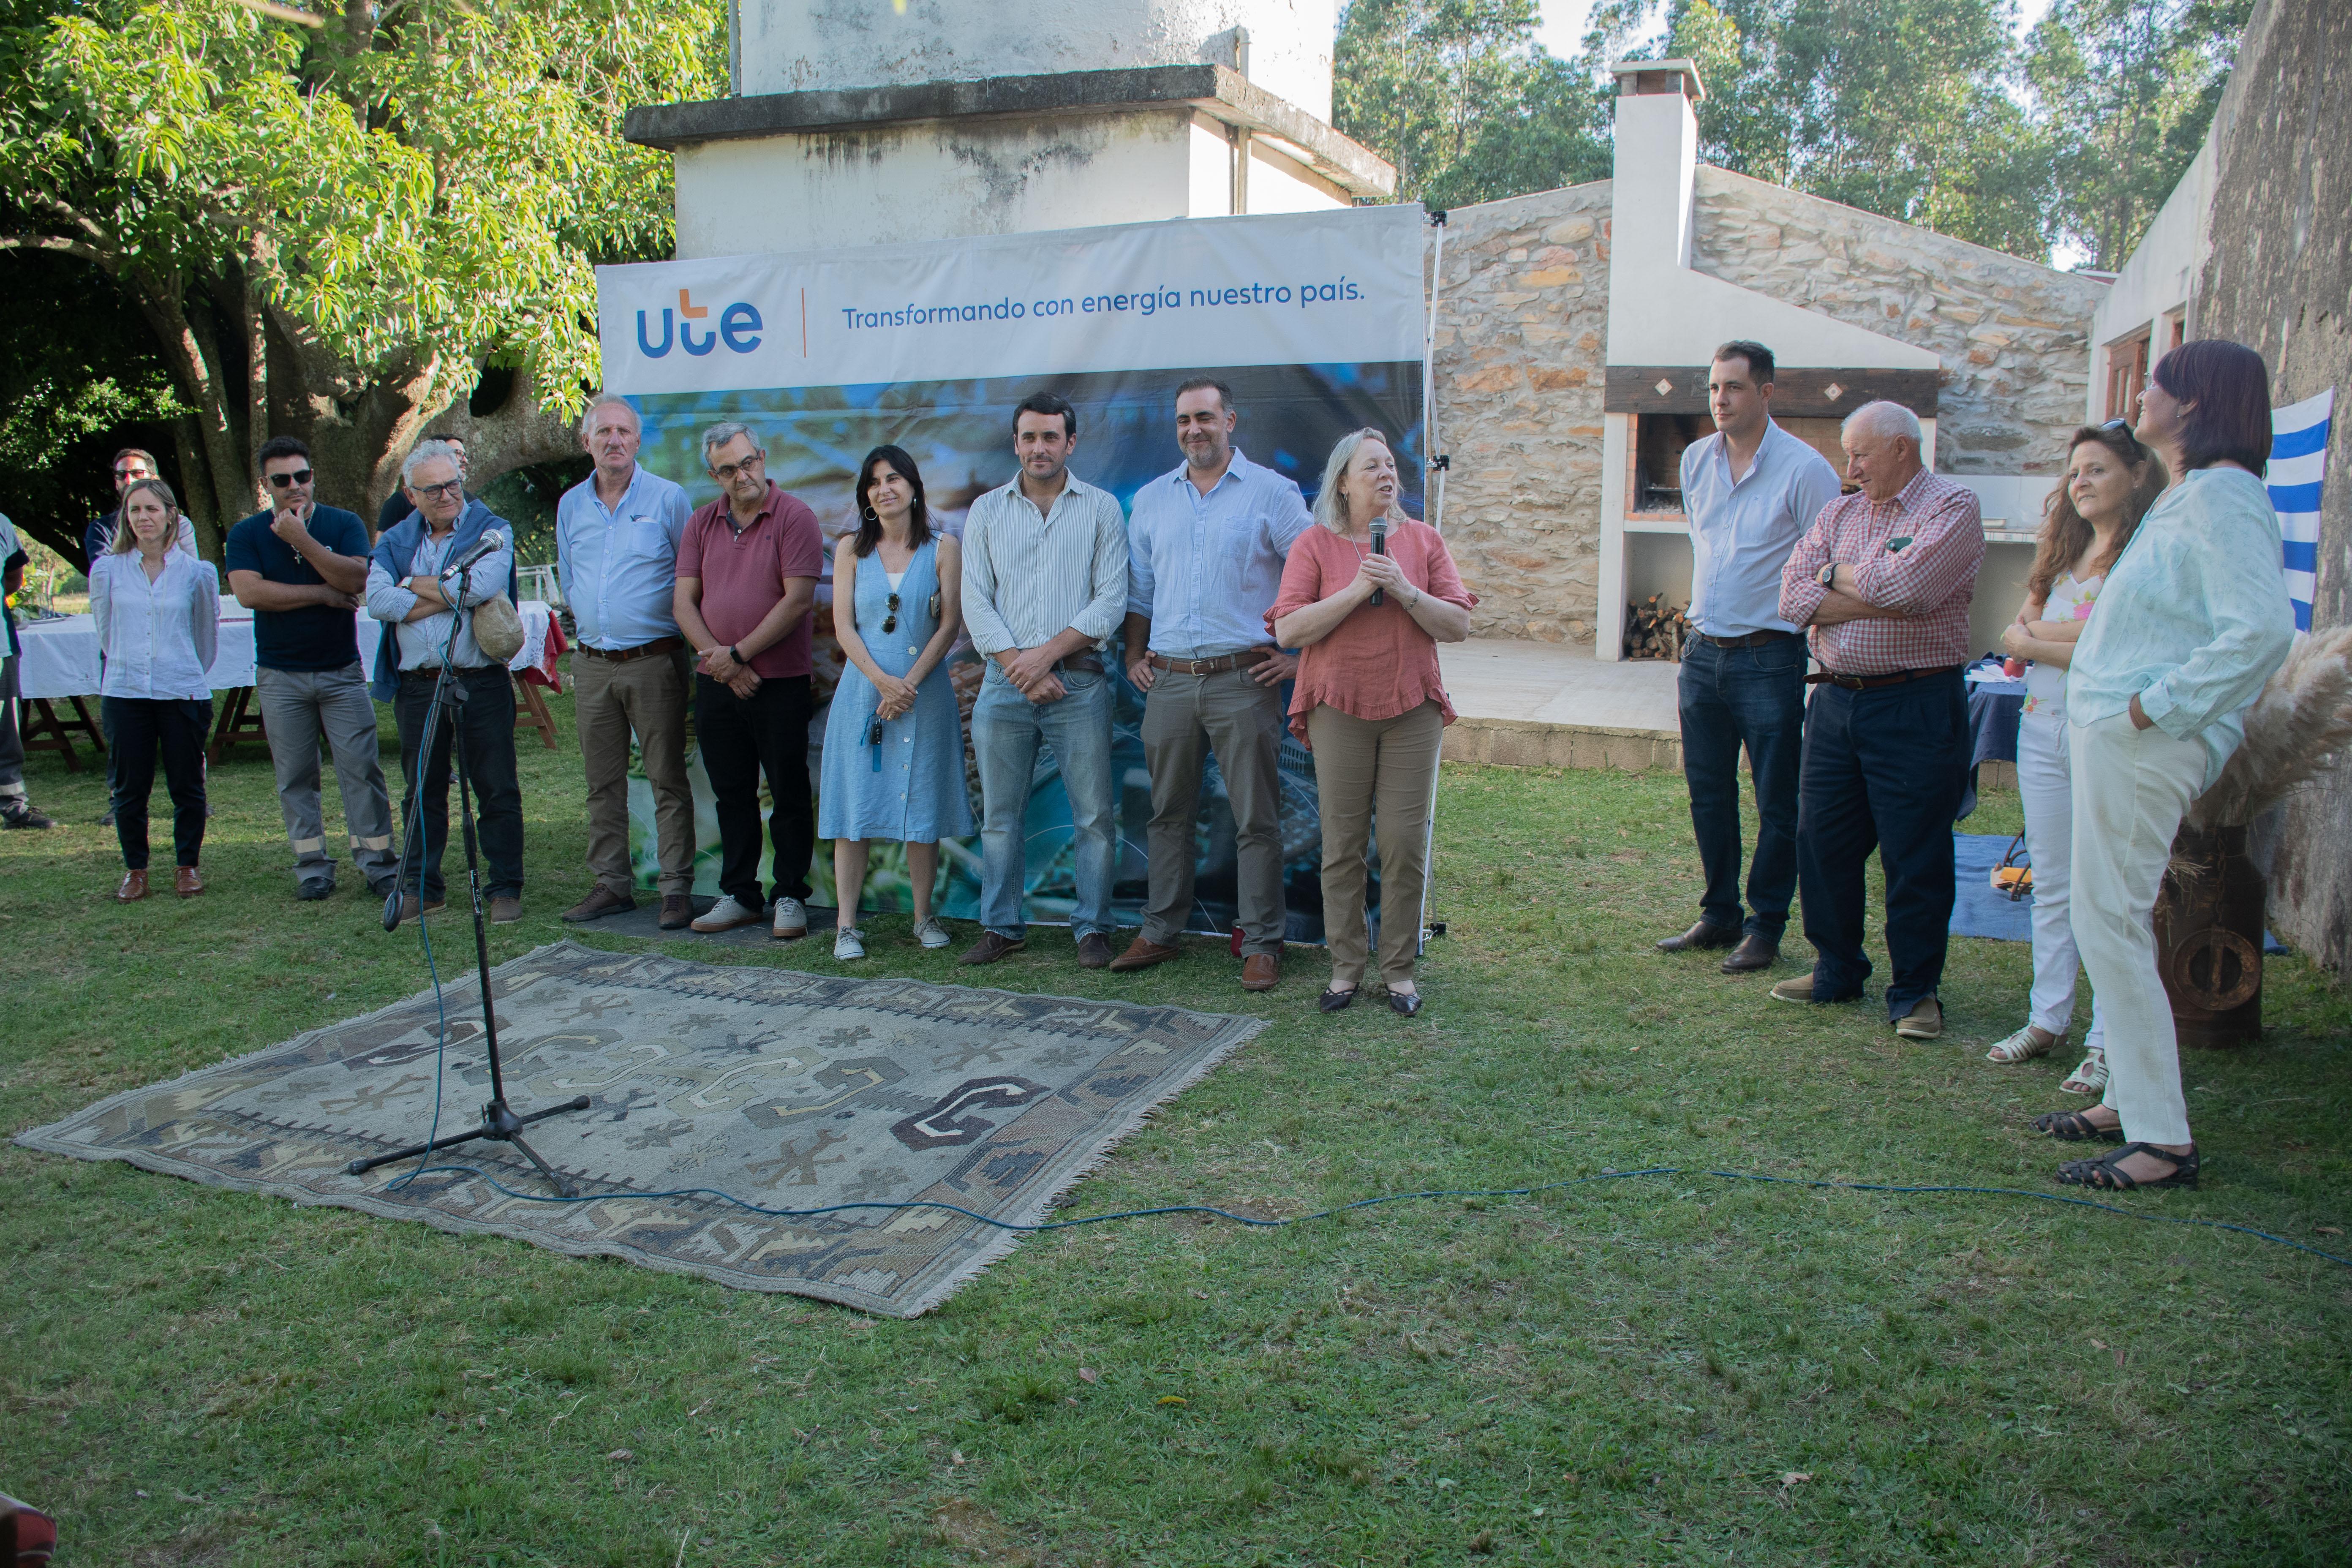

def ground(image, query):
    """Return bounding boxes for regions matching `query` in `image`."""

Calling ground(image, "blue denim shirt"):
[2067,466,2297,788]
[1125,448,1314,657]
[1680,419,1844,639]
[555,464,691,650]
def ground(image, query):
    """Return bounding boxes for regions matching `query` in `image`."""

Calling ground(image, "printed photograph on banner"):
[622,360,1426,945]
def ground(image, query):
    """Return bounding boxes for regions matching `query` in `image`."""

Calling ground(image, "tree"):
[2026,0,2250,271]
[0,0,722,555]
[1334,0,1612,209]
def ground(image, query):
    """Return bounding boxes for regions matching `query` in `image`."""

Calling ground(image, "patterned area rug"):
[15,940,1263,1316]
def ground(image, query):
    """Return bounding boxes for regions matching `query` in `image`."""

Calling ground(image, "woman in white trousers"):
[1987,422,2163,1091]
[2039,340,2296,1191]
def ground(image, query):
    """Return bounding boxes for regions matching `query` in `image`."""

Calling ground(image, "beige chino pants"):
[574,647,696,898]
[1307,700,1442,989]
[1139,667,1289,953]
[2069,711,2206,1146]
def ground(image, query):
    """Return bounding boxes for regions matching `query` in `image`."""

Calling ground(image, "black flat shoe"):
[2057,1142,2198,1191]
[1317,988,1356,1013]
[1388,991,1423,1016]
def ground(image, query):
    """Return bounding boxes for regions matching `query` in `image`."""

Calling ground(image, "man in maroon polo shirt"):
[673,422,826,938]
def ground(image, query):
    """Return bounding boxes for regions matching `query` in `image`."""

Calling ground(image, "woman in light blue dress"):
[820,445,973,958]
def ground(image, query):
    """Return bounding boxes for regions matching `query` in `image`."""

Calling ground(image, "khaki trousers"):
[2069,711,2206,1146]
[1306,700,1442,988]
[574,647,695,897]
[1140,667,1289,952]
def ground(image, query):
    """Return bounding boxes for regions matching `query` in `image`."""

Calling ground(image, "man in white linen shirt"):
[958,392,1130,969]
[1110,376,1309,992]
[1658,340,1843,975]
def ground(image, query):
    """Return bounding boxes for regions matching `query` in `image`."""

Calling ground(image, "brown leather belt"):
[1693,629,1800,650]
[1148,650,1270,675]
[579,636,684,663]
[1806,664,1963,691]
[1056,654,1105,675]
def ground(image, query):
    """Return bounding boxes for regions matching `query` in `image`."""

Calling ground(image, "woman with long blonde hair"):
[1986,422,2165,1091]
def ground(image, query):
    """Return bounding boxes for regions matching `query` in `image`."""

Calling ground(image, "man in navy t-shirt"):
[223,435,400,900]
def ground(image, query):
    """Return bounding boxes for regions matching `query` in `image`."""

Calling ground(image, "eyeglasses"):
[710,456,763,482]
[113,466,150,480]
[2099,418,2131,431]
[266,468,315,487]
[411,479,464,501]
[881,592,901,634]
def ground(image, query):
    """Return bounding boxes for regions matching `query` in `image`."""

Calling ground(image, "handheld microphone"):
[1368,516,1389,606]
[440,527,510,580]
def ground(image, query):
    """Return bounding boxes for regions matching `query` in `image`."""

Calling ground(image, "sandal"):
[2060,1048,2108,1096]
[2034,1108,2123,1143]
[1987,1024,2061,1065]
[2056,1142,2199,1191]
[1317,988,1357,1014]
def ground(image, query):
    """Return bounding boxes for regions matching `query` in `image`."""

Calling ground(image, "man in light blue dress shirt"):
[1661,341,1843,974]
[554,396,695,931]
[1111,378,1311,991]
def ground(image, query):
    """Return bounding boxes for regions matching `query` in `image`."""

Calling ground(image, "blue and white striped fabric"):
[2269,387,2333,634]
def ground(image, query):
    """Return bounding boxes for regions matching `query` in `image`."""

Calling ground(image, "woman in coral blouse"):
[1271,428,1473,1016]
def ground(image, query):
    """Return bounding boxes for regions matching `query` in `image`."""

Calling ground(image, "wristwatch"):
[1817,562,1838,588]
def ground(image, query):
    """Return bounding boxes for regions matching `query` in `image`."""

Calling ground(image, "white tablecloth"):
[14,602,562,700]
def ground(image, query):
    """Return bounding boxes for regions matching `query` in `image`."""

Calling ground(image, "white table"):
[11,602,568,766]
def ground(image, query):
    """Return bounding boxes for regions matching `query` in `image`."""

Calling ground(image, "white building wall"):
[738,0,1339,122]
[672,111,1203,258]
[2085,134,2217,422]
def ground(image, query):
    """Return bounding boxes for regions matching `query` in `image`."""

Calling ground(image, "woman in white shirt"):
[90,477,219,901]
[1988,422,2164,1092]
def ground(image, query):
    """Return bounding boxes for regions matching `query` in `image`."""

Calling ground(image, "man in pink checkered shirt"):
[1772,401,1984,1041]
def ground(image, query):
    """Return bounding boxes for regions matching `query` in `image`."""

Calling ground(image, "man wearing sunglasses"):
[82,448,197,573]
[224,436,399,901]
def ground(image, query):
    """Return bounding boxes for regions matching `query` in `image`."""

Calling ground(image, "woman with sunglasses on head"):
[1984,422,2166,1092]
[819,445,973,959]
[2036,340,2295,1191]
[90,476,220,901]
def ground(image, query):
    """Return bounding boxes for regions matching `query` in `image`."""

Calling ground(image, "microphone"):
[439,527,510,580]
[1368,516,1389,606]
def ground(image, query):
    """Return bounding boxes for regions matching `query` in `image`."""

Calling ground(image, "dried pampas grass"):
[2189,626,2352,828]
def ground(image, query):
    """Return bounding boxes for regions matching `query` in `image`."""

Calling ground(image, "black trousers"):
[1795,669,1969,1020]
[103,696,210,870]
[694,672,814,909]
[394,666,524,902]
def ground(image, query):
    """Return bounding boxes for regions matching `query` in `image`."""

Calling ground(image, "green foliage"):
[1334,0,1612,208]
[2026,0,2251,270]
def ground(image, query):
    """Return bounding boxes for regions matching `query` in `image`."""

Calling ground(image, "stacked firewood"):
[1622,594,1689,661]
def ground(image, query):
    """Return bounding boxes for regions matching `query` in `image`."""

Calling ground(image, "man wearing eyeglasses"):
[377,433,471,536]
[554,395,695,931]
[366,439,525,928]
[82,448,197,571]
[673,422,825,939]
[223,436,398,901]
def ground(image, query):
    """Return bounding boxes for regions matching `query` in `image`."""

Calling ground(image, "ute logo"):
[636,288,762,357]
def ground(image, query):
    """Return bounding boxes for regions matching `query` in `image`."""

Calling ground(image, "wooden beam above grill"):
[1603,365,1941,419]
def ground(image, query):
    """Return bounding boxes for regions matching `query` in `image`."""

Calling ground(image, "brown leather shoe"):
[395,893,449,928]
[114,868,149,903]
[489,896,523,925]
[1241,953,1280,991]
[1719,933,1778,973]
[960,930,1026,966]
[1108,934,1181,972]
[1076,932,1114,969]
[562,885,636,924]
[1657,918,1741,953]
[658,893,694,931]
[174,866,204,898]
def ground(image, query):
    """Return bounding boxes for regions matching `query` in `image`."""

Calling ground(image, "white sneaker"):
[772,896,809,940]
[690,895,762,933]
[915,916,951,950]
[833,927,867,961]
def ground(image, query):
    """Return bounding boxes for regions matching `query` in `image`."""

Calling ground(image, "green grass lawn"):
[4,686,2347,1566]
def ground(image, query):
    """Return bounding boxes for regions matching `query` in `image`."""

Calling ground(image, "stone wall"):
[1430,182,1612,643]
[2198,0,2352,977]
[1688,168,2107,476]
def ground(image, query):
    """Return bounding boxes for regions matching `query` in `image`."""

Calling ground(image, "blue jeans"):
[1677,632,1806,939]
[972,664,1116,940]
[1795,670,1968,1020]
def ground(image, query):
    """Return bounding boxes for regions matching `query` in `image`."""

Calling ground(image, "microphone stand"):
[350,546,588,1195]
